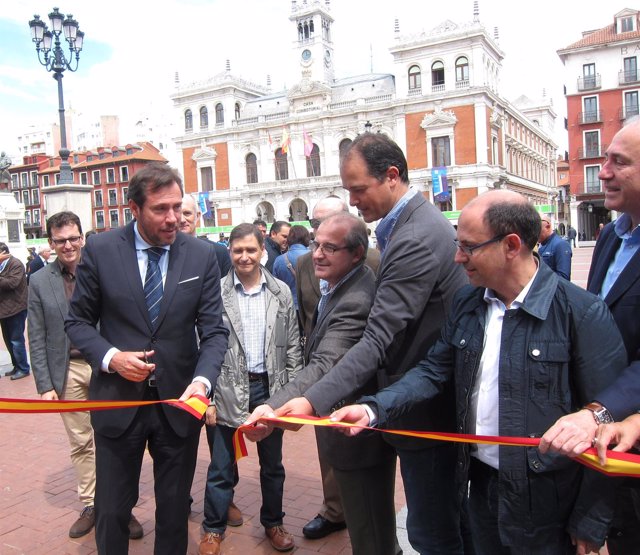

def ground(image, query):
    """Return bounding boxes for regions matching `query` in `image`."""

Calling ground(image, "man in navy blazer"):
[541,116,640,553]
[65,164,229,555]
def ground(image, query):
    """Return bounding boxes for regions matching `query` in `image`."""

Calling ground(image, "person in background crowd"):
[199,223,301,555]
[538,215,572,280]
[264,221,291,273]
[0,242,30,380]
[28,210,143,540]
[26,244,51,283]
[567,225,577,248]
[273,225,310,313]
[333,190,627,555]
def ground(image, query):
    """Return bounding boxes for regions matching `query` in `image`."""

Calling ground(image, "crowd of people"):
[0,118,639,555]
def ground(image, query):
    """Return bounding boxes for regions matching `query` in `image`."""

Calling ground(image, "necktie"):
[144,247,165,327]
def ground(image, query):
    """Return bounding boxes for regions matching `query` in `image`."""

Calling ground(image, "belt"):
[248,372,267,382]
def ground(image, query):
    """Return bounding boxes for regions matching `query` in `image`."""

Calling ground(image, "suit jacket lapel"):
[588,231,621,295]
[47,263,69,320]
[154,234,186,330]
[605,247,640,306]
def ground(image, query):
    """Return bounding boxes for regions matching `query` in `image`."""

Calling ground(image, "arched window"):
[215,103,224,125]
[184,109,193,132]
[274,148,288,180]
[408,65,421,90]
[339,138,352,159]
[306,144,321,177]
[235,103,241,121]
[246,153,258,184]
[455,56,469,83]
[431,61,445,86]
[199,106,208,129]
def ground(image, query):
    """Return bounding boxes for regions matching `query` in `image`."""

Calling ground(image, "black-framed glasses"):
[309,240,351,256]
[453,235,505,257]
[50,236,83,247]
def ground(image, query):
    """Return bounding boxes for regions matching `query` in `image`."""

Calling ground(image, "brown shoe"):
[129,514,143,540]
[69,505,95,538]
[227,501,243,527]
[199,532,223,555]
[265,525,295,552]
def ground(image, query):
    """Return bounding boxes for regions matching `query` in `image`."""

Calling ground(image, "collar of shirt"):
[57,259,76,281]
[133,222,170,284]
[317,264,362,316]
[0,258,9,273]
[375,188,418,253]
[483,258,539,310]
[599,214,640,299]
[233,269,267,295]
[614,213,640,242]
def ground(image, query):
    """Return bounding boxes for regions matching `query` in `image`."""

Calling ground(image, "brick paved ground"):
[0,247,595,555]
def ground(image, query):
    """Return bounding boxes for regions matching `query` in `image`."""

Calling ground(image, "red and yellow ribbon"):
[235,414,640,478]
[0,394,210,420]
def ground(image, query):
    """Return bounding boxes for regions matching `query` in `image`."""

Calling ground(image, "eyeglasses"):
[453,235,505,256]
[50,236,83,247]
[309,240,351,256]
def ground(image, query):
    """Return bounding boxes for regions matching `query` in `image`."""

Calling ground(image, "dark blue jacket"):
[364,260,627,547]
[538,232,572,280]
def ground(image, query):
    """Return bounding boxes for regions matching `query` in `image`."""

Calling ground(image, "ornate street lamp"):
[29,8,84,184]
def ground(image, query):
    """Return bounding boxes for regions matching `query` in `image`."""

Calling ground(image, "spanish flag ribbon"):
[235,414,640,478]
[0,394,210,419]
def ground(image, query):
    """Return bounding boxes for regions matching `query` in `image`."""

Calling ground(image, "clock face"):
[302,49,312,61]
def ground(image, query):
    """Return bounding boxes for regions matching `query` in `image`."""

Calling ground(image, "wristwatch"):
[583,402,614,424]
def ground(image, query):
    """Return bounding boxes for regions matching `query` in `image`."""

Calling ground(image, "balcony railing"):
[578,144,607,159]
[619,106,640,120]
[432,83,445,93]
[578,110,602,124]
[619,69,639,85]
[455,79,470,89]
[577,181,603,194]
[577,74,601,91]
[407,87,423,97]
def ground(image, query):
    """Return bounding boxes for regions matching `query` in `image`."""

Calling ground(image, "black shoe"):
[4,368,17,377]
[302,515,347,539]
[10,371,30,381]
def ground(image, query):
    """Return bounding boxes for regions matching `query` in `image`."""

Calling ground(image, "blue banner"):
[431,167,450,202]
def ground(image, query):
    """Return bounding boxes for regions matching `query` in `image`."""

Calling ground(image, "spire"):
[225,59,231,72]
[473,0,479,23]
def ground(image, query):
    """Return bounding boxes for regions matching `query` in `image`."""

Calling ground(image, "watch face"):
[302,49,312,61]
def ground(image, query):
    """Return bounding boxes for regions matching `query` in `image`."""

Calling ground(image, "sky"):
[0,0,628,159]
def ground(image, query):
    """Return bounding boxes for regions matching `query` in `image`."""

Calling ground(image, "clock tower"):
[290,0,335,85]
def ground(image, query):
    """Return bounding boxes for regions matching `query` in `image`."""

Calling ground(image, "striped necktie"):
[144,247,165,327]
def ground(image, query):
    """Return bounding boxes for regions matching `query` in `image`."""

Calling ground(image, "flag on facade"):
[281,127,290,154]
[303,130,314,157]
[199,193,211,218]
[431,167,450,202]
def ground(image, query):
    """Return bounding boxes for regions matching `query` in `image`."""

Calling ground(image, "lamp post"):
[29,8,84,185]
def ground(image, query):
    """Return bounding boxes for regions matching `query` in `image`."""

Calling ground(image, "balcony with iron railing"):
[619,69,639,85]
[577,181,603,195]
[619,105,640,120]
[578,144,607,159]
[578,110,602,124]
[577,74,601,91]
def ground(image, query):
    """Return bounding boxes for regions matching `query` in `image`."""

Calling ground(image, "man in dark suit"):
[65,163,229,555]
[248,213,398,554]
[272,134,469,553]
[26,244,51,283]
[264,221,291,273]
[541,116,640,553]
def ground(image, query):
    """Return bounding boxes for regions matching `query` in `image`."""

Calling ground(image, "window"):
[109,210,119,228]
[583,63,596,88]
[235,103,241,120]
[201,167,214,192]
[25,211,31,225]
[94,190,103,207]
[584,131,600,157]
[96,210,105,229]
[80,172,88,185]
[124,208,133,224]
[122,187,128,203]
[408,65,421,90]
[185,109,193,132]
[30,171,38,187]
[22,190,30,206]
[120,166,129,182]
[624,57,637,82]
[108,189,117,206]
[42,175,50,187]
[431,61,445,87]
[246,153,258,184]
[33,209,41,225]
[106,168,115,183]
[583,96,598,123]
[585,166,601,193]
[21,172,28,187]
[215,103,224,125]
[625,90,639,118]
[11,174,18,189]
[455,56,469,83]
[92,170,101,185]
[431,136,451,167]
[274,148,289,180]
[339,138,352,159]
[620,16,635,32]
[200,106,208,129]
[306,144,321,177]
[32,189,40,205]
[99,152,105,160]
